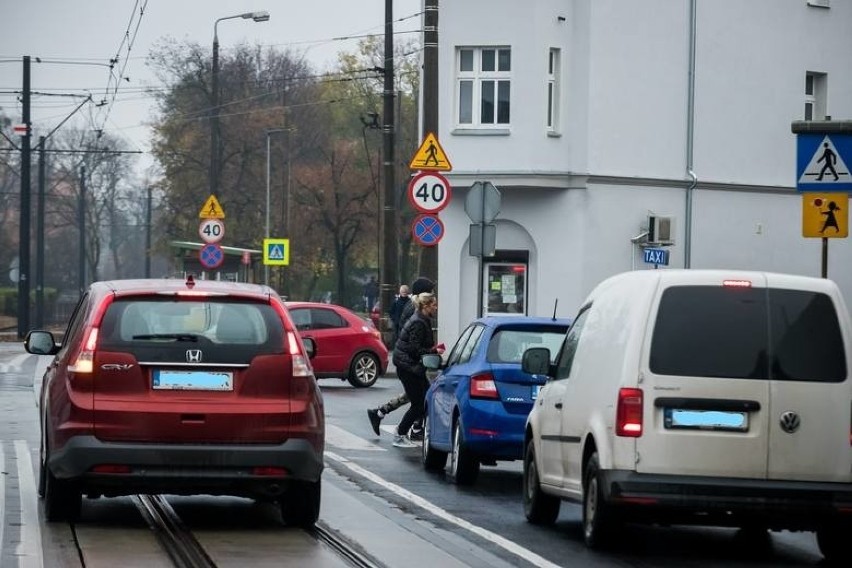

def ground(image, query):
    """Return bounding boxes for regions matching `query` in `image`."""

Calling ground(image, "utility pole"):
[17,55,31,338]
[78,165,86,296]
[35,136,45,328]
[380,0,398,339]
[420,0,439,282]
[145,185,152,278]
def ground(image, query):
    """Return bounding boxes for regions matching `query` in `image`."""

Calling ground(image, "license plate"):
[664,408,748,432]
[153,370,233,391]
[531,384,541,400]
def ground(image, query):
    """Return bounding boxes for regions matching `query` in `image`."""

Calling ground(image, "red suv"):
[24,277,323,526]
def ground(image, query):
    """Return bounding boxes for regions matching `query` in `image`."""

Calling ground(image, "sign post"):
[792,120,852,278]
[465,181,501,317]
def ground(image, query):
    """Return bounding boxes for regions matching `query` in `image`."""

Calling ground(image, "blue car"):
[421,316,571,485]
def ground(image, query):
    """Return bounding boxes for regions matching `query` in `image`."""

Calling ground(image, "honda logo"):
[779,411,800,434]
[186,350,202,363]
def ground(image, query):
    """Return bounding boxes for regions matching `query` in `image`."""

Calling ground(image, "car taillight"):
[616,388,643,437]
[69,327,99,374]
[287,331,311,377]
[470,372,499,399]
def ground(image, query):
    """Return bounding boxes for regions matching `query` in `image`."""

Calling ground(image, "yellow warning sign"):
[409,132,452,171]
[199,194,225,219]
[802,193,847,238]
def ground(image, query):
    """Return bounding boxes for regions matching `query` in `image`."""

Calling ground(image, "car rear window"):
[487,328,568,364]
[650,286,846,382]
[98,298,285,362]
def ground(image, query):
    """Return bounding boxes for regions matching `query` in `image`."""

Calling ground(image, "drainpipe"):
[684,0,697,269]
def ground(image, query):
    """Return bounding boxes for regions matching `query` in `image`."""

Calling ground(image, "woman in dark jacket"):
[390,292,441,447]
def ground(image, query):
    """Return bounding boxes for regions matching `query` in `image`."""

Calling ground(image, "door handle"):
[554,402,563,409]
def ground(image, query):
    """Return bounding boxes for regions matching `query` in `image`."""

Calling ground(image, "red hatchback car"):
[24,277,324,526]
[286,301,388,388]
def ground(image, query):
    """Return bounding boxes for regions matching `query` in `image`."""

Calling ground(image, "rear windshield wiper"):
[131,333,200,342]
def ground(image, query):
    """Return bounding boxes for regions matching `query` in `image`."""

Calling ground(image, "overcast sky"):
[0,0,421,173]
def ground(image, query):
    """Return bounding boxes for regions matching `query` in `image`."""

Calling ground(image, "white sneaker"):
[392,434,418,448]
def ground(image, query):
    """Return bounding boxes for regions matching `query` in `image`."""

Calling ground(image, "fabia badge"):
[779,411,800,434]
[186,350,202,363]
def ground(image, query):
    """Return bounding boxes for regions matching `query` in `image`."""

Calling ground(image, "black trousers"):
[396,366,429,436]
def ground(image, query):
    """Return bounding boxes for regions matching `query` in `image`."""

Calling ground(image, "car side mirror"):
[522,347,552,377]
[301,337,316,359]
[25,330,59,355]
[421,353,443,370]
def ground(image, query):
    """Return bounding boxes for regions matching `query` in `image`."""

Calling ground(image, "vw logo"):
[186,350,202,363]
[779,411,800,434]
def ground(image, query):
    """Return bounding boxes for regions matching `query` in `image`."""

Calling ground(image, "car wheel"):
[347,352,380,388]
[421,410,447,472]
[817,523,852,565]
[523,441,560,525]
[582,452,617,549]
[449,417,479,485]
[43,444,81,522]
[279,479,321,528]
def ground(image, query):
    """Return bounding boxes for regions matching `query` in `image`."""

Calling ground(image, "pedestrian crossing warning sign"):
[802,193,848,238]
[199,194,225,219]
[409,132,452,171]
[797,135,851,190]
[263,238,290,265]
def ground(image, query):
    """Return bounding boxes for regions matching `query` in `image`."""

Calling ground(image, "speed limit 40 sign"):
[199,218,225,244]
[408,171,452,214]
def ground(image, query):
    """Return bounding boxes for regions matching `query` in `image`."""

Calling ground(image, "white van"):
[521,269,852,563]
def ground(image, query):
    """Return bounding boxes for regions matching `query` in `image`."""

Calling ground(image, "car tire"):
[522,441,560,525]
[421,411,447,472]
[347,352,380,388]
[817,523,852,565]
[43,444,81,522]
[279,479,321,528]
[449,417,479,485]
[582,452,617,549]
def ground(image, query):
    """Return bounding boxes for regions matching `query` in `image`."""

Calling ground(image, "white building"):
[427,0,852,342]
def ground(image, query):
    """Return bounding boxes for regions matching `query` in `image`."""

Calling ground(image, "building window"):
[456,47,511,128]
[805,71,827,121]
[547,48,561,133]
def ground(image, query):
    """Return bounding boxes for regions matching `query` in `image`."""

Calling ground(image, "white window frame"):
[805,71,827,121]
[547,48,561,134]
[455,46,512,130]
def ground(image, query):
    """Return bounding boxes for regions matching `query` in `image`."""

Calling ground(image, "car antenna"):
[551,298,558,321]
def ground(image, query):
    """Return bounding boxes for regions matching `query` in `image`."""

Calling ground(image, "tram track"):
[133,494,384,568]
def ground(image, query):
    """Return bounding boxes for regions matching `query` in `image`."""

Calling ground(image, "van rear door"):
[637,276,771,479]
[764,278,852,482]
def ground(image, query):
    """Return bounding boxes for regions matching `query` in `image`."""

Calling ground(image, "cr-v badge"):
[186,349,203,363]
[779,411,800,433]
[101,363,134,371]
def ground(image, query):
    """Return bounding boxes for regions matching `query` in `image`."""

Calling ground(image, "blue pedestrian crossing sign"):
[797,134,852,191]
[263,238,290,266]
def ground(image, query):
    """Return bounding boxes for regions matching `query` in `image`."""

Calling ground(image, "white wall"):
[433,0,852,344]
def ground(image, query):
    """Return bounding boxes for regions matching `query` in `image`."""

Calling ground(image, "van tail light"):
[616,388,643,437]
[470,372,499,399]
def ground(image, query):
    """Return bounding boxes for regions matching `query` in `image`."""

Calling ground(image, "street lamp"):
[211,11,270,199]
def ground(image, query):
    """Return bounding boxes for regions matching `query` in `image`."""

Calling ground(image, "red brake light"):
[722,279,752,288]
[616,388,643,437]
[470,372,499,399]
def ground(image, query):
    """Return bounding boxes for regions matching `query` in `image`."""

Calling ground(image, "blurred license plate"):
[153,370,233,391]
[664,409,748,431]
[531,384,541,400]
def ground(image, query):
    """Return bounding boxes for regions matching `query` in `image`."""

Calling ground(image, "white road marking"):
[325,424,385,451]
[0,445,5,558]
[15,440,44,568]
[325,451,561,568]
